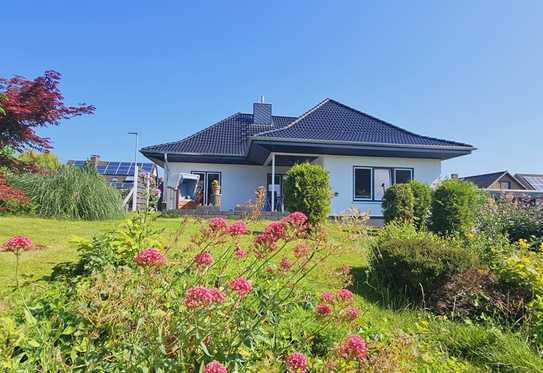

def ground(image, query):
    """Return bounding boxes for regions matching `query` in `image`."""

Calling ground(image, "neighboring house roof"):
[462,170,531,190]
[141,98,475,164]
[515,174,543,191]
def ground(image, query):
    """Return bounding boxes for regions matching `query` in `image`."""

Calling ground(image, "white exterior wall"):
[164,162,288,210]
[320,155,441,217]
[164,156,441,217]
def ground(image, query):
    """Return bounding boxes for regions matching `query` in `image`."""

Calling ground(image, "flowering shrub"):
[2,235,35,287]
[340,335,368,361]
[134,247,166,266]
[286,352,308,372]
[0,211,378,371]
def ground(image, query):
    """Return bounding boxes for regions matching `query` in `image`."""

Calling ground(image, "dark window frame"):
[353,166,373,201]
[352,166,415,202]
[191,171,222,206]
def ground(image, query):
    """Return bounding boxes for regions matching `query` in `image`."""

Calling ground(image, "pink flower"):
[183,287,225,308]
[337,289,353,302]
[315,303,332,316]
[340,335,368,361]
[254,232,277,252]
[293,242,310,258]
[227,220,248,235]
[208,217,227,232]
[154,188,161,197]
[265,266,274,274]
[286,351,308,372]
[339,265,352,275]
[263,221,287,241]
[134,248,166,266]
[234,246,247,258]
[204,360,227,373]
[320,291,334,303]
[2,235,33,253]
[279,257,292,271]
[343,306,360,321]
[282,211,308,227]
[194,251,214,270]
[228,276,253,298]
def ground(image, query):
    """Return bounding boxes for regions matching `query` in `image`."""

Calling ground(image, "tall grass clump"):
[9,164,124,220]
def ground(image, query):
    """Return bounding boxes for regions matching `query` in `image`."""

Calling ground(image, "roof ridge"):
[462,170,508,179]
[253,98,331,137]
[141,112,242,151]
[325,99,473,148]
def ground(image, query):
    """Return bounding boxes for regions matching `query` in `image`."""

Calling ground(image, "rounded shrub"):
[283,163,331,225]
[382,184,414,224]
[8,164,125,220]
[431,179,486,237]
[369,223,479,301]
[408,179,432,229]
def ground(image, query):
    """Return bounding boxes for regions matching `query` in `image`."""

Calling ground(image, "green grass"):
[1,215,541,371]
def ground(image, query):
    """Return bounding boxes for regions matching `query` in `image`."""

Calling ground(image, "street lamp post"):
[129,132,139,211]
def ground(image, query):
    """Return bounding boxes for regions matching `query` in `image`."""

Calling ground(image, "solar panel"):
[524,176,543,191]
[141,163,154,172]
[104,162,120,174]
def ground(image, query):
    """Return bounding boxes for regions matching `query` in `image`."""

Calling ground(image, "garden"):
[2,71,543,371]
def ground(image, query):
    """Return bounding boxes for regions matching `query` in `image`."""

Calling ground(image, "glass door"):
[267,173,284,211]
[191,171,221,206]
[373,168,391,201]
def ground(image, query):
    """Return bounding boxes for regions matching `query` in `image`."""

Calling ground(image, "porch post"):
[271,153,275,212]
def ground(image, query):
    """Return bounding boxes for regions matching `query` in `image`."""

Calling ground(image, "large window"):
[353,166,414,201]
[191,171,221,206]
[394,169,413,184]
[354,167,372,200]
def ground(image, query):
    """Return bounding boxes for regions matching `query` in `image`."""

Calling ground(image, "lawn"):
[1,215,542,371]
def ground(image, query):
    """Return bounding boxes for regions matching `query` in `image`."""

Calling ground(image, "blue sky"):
[3,1,542,177]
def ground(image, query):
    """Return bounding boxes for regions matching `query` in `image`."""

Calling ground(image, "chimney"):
[253,96,272,125]
[90,154,100,166]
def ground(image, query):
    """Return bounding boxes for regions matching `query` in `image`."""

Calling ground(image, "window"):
[374,168,392,200]
[191,171,221,206]
[354,167,372,200]
[499,181,511,190]
[394,169,413,184]
[353,166,415,201]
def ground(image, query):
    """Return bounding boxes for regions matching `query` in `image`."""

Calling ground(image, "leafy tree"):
[0,71,94,169]
[18,150,60,174]
[283,163,331,225]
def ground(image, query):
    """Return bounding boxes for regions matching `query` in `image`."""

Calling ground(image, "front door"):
[373,168,391,201]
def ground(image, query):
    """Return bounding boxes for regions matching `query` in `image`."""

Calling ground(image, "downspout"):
[164,153,169,209]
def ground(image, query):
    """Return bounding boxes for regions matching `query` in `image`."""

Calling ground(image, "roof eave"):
[249,136,476,152]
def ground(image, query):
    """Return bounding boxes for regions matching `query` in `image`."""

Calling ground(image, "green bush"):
[382,183,414,224]
[369,223,479,301]
[408,180,432,229]
[431,179,486,237]
[283,163,331,225]
[8,164,125,220]
[478,199,543,243]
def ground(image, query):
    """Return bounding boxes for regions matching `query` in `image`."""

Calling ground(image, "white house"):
[141,98,474,217]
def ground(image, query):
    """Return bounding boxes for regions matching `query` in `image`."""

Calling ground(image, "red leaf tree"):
[0,70,95,168]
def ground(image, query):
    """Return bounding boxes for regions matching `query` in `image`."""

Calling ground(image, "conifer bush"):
[382,184,415,224]
[431,179,486,236]
[283,163,331,225]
